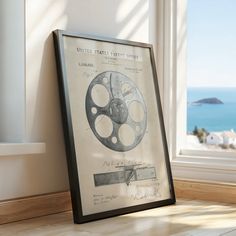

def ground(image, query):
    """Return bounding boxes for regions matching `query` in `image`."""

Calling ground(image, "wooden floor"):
[1,199,236,236]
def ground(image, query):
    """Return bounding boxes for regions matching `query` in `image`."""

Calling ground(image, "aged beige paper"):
[63,36,171,215]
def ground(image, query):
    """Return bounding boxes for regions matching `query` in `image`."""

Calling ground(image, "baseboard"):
[0,180,235,224]
[0,191,72,224]
[174,179,236,204]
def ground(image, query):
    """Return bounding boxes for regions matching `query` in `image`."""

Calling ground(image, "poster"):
[54,30,175,223]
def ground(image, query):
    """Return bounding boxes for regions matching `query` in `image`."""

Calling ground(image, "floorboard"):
[0,199,236,236]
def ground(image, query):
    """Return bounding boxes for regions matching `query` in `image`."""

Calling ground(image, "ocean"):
[187,87,236,132]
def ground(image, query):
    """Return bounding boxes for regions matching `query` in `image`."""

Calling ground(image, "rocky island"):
[193,97,224,105]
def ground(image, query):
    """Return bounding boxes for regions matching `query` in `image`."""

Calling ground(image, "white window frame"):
[163,0,236,182]
[0,0,45,156]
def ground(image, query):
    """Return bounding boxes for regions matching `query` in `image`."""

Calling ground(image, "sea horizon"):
[187,87,236,133]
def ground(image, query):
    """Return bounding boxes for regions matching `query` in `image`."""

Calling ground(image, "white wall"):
[0,0,163,201]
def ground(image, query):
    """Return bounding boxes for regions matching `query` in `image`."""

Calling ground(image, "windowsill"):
[172,149,236,170]
[171,152,236,183]
[0,143,46,156]
[172,157,236,171]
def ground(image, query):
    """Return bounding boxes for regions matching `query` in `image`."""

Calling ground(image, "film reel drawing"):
[85,71,147,152]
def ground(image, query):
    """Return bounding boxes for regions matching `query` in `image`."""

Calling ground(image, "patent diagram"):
[94,164,156,186]
[86,71,147,152]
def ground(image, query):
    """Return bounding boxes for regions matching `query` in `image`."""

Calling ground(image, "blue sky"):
[187,0,236,87]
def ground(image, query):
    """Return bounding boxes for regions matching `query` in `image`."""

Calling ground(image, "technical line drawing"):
[86,71,147,152]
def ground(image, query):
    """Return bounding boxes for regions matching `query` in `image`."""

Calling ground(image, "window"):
[163,0,236,182]
[187,0,236,152]
[0,0,25,142]
[0,0,45,156]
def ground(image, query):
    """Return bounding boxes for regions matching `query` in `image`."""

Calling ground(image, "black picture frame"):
[53,30,175,224]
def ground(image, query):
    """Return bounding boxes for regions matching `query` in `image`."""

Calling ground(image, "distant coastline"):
[187,129,236,151]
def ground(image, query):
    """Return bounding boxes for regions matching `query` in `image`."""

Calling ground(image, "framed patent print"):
[53,30,175,224]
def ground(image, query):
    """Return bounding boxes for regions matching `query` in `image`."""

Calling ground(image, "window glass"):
[187,0,236,151]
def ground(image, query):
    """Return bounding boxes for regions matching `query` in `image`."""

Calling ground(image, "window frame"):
[0,0,45,156]
[163,0,236,182]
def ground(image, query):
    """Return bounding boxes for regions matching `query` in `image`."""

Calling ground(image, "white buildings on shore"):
[222,131,236,146]
[206,132,223,145]
[206,130,236,147]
